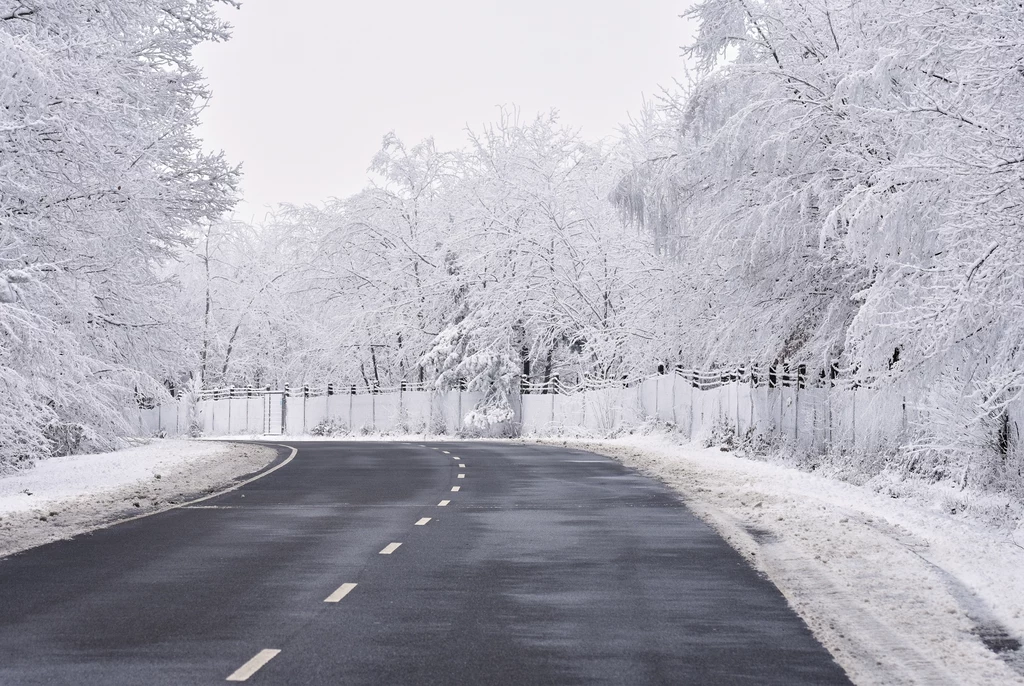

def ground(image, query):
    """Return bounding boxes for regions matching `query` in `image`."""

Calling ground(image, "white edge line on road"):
[451,486,460,492]
[226,649,281,681]
[569,460,606,463]
[94,443,300,532]
[380,542,402,554]
[457,474,465,479]
[324,582,358,603]
[415,517,431,525]
[170,443,299,509]
[438,500,450,507]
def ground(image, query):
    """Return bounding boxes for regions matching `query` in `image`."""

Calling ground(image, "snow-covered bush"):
[42,422,87,458]
[310,418,350,437]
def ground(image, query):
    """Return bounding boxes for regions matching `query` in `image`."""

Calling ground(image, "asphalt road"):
[0,441,850,685]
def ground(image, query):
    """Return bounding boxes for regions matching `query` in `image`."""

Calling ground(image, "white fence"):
[139,384,505,438]
[134,370,919,454]
[519,372,910,454]
[136,400,192,438]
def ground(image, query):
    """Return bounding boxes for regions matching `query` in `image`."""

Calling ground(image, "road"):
[0,441,850,685]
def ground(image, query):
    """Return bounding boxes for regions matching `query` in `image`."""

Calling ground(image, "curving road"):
[0,441,850,685]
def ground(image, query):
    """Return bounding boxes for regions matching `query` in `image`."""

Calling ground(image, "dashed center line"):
[438,500,450,507]
[324,583,358,603]
[457,474,465,479]
[415,517,432,525]
[442,450,450,454]
[453,456,460,460]
[379,542,402,554]
[226,649,280,681]
[458,464,466,469]
[451,486,460,492]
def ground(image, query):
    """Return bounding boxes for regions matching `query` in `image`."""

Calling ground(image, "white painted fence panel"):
[520,394,555,434]
[135,371,970,458]
[402,391,433,431]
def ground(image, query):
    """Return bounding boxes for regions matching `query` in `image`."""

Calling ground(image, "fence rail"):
[190,364,830,403]
[196,381,436,401]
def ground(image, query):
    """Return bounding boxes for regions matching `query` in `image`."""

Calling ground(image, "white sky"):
[194,1,696,216]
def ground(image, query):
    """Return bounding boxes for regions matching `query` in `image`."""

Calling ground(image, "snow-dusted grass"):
[0,439,276,558]
[536,433,1024,685]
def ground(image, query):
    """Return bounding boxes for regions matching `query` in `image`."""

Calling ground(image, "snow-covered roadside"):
[0,440,277,559]
[537,435,1024,686]
[199,434,435,442]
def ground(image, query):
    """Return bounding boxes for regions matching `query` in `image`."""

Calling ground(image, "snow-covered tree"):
[193,112,665,428]
[0,0,238,463]
[615,0,1024,478]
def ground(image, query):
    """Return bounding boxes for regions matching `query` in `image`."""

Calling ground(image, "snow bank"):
[0,439,276,558]
[540,435,1024,686]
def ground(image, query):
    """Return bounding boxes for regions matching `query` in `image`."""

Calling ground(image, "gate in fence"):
[263,391,284,435]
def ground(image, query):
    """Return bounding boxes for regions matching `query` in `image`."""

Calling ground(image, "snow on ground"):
[537,434,1024,686]
[199,434,433,442]
[0,439,276,559]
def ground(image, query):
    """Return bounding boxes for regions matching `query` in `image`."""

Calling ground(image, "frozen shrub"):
[310,418,350,437]
[43,422,86,457]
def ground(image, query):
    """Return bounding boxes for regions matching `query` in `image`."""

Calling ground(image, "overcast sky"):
[194,1,695,216]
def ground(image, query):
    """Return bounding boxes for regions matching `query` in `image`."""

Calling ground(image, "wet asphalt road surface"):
[0,441,850,685]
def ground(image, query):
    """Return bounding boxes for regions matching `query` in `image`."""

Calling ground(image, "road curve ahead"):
[0,441,850,685]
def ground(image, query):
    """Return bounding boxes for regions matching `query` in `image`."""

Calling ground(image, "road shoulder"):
[0,439,278,559]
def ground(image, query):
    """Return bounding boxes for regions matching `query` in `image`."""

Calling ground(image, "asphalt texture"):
[0,441,851,685]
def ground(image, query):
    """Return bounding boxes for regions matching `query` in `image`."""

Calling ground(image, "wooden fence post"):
[283,384,290,435]
[852,390,857,451]
[551,375,558,427]
[735,368,741,437]
[672,368,678,426]
[326,383,333,422]
[688,373,694,439]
